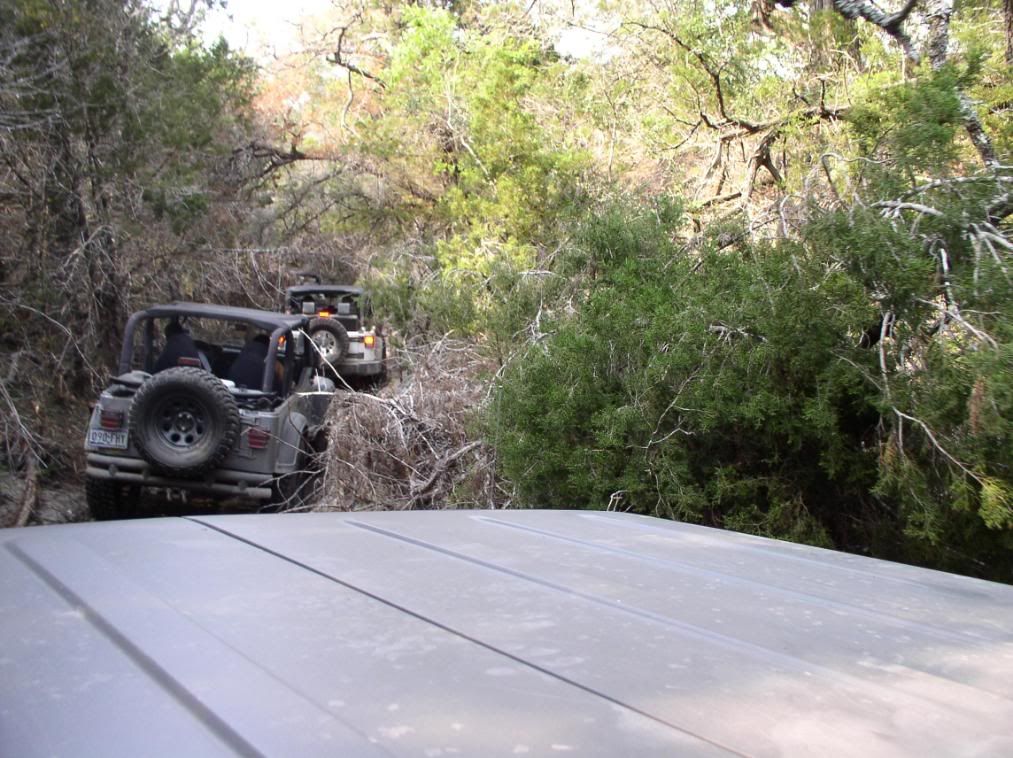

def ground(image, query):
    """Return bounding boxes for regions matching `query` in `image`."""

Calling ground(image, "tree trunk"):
[1005,0,1012,66]
[925,0,952,69]
[925,0,999,168]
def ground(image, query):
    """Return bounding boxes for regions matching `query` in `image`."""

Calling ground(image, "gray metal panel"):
[2,511,1012,757]
[0,522,388,757]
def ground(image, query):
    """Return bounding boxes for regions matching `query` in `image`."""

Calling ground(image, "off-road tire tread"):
[130,367,240,478]
[86,477,138,520]
[309,318,350,366]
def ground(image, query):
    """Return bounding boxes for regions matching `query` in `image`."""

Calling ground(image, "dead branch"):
[410,441,482,505]
[874,200,945,217]
[13,457,38,528]
[780,0,921,61]
[327,25,386,89]
[235,141,321,179]
[698,190,742,209]
[627,21,760,132]
[744,131,783,200]
[319,339,501,511]
[893,407,983,484]
[0,374,44,466]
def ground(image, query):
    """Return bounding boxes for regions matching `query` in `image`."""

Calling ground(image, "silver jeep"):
[285,279,387,384]
[84,303,335,518]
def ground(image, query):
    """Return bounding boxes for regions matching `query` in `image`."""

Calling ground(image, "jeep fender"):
[277,411,309,472]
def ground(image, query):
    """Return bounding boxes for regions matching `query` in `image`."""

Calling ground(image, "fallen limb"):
[410,441,482,506]
[14,457,38,528]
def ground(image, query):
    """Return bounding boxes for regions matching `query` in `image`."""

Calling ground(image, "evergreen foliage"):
[1,0,1010,580]
[491,183,1012,580]
[360,6,588,337]
[0,0,258,474]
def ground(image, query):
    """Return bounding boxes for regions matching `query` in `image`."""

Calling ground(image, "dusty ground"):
[0,473,268,527]
[0,472,89,529]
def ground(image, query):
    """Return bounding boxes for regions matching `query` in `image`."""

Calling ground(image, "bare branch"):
[410,441,482,504]
[873,200,945,217]
[13,457,39,528]
[697,190,742,209]
[893,407,983,485]
[327,25,386,89]
[829,0,921,61]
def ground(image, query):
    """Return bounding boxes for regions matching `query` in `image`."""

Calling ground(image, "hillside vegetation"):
[1,0,1011,580]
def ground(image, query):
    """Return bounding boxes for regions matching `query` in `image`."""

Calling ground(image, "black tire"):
[129,367,240,479]
[86,477,141,520]
[309,318,349,368]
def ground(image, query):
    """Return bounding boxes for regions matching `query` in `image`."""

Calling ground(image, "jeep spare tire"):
[130,367,240,478]
[309,318,349,366]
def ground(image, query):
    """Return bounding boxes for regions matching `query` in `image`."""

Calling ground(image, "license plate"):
[88,429,129,450]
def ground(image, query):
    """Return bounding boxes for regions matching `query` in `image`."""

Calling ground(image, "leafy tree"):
[352,7,590,334]
[0,0,257,474]
[273,1,1010,580]
[491,174,1012,580]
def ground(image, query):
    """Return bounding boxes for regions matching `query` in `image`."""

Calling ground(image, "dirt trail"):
[1,475,89,528]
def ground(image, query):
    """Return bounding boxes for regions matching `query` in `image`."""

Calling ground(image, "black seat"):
[227,335,269,389]
[154,324,202,373]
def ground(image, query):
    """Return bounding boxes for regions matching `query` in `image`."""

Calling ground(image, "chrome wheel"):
[312,329,340,362]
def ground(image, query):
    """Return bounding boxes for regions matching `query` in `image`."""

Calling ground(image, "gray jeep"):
[84,303,335,519]
[285,277,387,384]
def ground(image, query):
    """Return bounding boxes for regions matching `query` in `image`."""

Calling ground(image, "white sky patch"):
[156,0,621,62]
[528,0,623,61]
[152,0,332,57]
[211,0,333,56]
[555,25,621,61]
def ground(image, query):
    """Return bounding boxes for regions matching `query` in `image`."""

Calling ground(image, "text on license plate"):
[88,429,129,450]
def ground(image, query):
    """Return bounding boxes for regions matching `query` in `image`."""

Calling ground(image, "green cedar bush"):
[490,190,1013,581]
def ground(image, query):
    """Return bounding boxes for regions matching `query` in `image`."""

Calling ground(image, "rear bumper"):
[335,359,385,377]
[86,453,273,500]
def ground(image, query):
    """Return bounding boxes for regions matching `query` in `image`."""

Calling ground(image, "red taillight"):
[99,409,124,430]
[363,334,376,348]
[247,427,270,449]
[177,356,201,367]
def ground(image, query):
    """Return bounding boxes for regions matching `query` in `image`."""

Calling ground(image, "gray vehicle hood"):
[2,510,1012,757]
